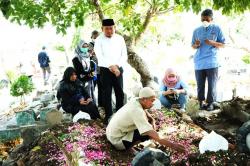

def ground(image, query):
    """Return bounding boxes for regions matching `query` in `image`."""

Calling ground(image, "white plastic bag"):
[246,133,250,150]
[78,159,92,166]
[199,130,228,154]
[73,111,91,122]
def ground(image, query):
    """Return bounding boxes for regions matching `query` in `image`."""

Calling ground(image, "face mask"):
[80,47,88,53]
[202,21,210,28]
[167,76,177,82]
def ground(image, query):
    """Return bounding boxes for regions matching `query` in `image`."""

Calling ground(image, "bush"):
[10,75,34,104]
[242,54,250,64]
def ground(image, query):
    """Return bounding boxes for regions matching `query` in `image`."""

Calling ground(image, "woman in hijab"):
[159,68,188,112]
[57,67,100,119]
[72,40,97,103]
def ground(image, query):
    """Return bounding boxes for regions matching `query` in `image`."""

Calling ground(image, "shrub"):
[242,54,250,64]
[10,75,34,104]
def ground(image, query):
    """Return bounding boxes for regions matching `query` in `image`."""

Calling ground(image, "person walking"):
[38,46,51,85]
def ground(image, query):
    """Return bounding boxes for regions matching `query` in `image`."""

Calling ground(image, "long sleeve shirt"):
[160,80,189,95]
[94,33,127,68]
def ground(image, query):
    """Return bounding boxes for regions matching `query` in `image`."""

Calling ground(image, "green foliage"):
[119,13,142,37]
[5,70,17,84]
[213,0,250,14]
[242,54,250,64]
[70,28,81,50]
[54,45,65,52]
[10,75,34,97]
[0,0,92,34]
[162,108,177,117]
[1,0,250,36]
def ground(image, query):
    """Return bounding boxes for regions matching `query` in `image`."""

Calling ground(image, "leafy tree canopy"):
[1,0,249,36]
[1,0,250,86]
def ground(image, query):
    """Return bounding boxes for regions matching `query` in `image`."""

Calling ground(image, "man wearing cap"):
[191,9,225,111]
[106,87,185,152]
[94,19,127,124]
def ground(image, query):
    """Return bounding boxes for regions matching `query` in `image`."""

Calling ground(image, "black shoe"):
[212,102,220,109]
[56,104,61,110]
[207,104,214,111]
[103,116,111,125]
[199,102,207,110]
[103,119,109,125]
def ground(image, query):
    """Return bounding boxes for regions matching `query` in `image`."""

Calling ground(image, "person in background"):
[38,46,51,85]
[72,40,97,103]
[94,19,127,124]
[160,68,188,112]
[89,30,99,47]
[191,9,225,111]
[56,67,100,119]
[106,87,185,152]
[88,30,104,107]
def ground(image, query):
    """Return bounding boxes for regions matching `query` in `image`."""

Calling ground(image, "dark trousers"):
[97,74,103,107]
[195,67,218,104]
[41,66,51,82]
[100,67,124,120]
[76,102,100,119]
[63,102,100,120]
[122,129,150,149]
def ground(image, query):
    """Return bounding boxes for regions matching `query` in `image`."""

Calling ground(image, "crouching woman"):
[57,67,100,119]
[160,68,188,112]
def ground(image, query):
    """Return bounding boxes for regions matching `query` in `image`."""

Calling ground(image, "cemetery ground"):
[1,91,250,165]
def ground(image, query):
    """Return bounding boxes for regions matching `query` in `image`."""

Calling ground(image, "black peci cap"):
[102,19,115,26]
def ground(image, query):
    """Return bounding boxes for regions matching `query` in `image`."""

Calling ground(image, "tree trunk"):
[64,50,69,65]
[124,36,153,86]
[127,49,153,86]
[20,95,25,105]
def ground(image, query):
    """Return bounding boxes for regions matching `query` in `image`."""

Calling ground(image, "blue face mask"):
[80,47,88,53]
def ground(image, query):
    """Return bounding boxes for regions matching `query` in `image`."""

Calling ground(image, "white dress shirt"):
[94,33,127,68]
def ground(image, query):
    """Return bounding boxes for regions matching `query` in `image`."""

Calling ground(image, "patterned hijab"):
[75,40,91,72]
[162,68,180,88]
[75,40,89,60]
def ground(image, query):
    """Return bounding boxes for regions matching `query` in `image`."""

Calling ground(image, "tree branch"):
[134,8,154,43]
[91,0,104,21]
[228,28,250,54]
[145,0,152,7]
[45,132,76,166]
[87,6,114,17]
[228,28,235,44]
[134,5,176,44]
[154,6,176,16]
[241,47,250,53]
